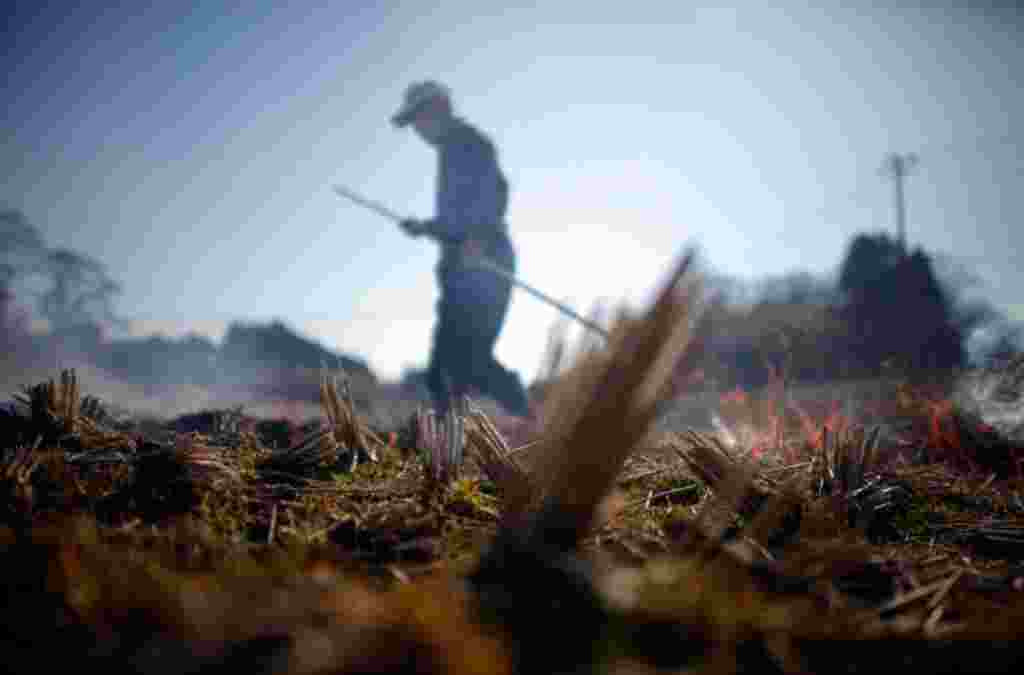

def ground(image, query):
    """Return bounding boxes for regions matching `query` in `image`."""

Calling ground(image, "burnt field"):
[3,262,1024,674]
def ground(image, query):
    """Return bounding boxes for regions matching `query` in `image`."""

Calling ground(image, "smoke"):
[954,357,1024,443]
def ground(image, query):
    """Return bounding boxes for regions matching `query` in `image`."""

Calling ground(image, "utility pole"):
[879,152,918,254]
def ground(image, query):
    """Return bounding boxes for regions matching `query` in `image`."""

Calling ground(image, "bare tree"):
[36,247,124,338]
[1,209,48,342]
[1,208,46,285]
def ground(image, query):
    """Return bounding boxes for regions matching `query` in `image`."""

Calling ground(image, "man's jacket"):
[430,118,514,284]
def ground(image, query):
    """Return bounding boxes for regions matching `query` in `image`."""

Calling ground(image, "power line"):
[916,129,1019,158]
[808,130,1022,223]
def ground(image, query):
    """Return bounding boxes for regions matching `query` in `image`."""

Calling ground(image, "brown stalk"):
[526,249,702,547]
[318,369,385,466]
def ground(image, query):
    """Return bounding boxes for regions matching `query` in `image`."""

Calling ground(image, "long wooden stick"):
[333,184,610,340]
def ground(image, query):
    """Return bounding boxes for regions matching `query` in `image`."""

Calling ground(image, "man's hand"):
[399,218,428,238]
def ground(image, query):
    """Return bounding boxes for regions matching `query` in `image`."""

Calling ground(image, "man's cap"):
[391,80,451,128]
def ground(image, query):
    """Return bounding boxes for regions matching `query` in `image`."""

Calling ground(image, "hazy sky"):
[5,2,1022,381]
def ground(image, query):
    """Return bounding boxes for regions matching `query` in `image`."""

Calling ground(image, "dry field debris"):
[3,249,1024,673]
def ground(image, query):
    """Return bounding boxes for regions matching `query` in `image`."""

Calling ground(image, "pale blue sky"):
[5,2,1022,380]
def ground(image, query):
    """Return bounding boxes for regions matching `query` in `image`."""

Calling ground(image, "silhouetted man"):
[391,80,531,418]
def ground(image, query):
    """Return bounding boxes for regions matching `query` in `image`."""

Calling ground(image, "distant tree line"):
[1,208,374,388]
[6,205,1017,394]
[699,231,1020,389]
